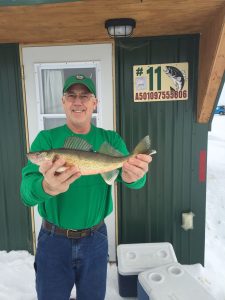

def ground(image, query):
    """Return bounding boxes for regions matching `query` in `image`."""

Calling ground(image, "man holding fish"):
[20,74,154,300]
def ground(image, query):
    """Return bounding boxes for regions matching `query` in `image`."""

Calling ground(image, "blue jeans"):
[34,222,108,300]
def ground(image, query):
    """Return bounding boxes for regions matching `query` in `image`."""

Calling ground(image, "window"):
[34,62,101,130]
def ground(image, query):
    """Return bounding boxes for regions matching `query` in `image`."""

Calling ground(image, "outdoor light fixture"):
[105,18,136,38]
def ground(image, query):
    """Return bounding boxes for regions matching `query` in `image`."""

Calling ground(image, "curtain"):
[42,70,64,114]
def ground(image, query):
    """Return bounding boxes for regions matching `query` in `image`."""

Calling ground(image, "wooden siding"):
[197,5,225,123]
[0,0,81,6]
[0,1,224,44]
[0,1,224,122]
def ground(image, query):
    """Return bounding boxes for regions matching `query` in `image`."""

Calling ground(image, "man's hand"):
[39,158,81,196]
[122,154,152,183]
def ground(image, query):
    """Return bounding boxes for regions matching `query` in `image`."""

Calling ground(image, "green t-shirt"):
[20,124,146,229]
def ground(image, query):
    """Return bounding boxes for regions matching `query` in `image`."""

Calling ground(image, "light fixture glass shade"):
[107,25,133,37]
[105,18,136,38]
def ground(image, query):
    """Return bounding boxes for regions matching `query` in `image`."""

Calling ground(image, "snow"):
[218,83,225,105]
[0,116,224,300]
[205,115,225,300]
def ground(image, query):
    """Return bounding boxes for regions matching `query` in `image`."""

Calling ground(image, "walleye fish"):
[27,135,156,185]
[163,66,185,91]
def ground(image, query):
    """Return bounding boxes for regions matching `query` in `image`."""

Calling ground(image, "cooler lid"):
[117,242,177,276]
[138,263,216,300]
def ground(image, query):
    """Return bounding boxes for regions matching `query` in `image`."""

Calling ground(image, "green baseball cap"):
[63,74,96,96]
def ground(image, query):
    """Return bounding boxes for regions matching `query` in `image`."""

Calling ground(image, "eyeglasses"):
[64,92,93,103]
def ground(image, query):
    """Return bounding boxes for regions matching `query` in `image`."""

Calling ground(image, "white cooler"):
[137,263,216,300]
[117,243,177,297]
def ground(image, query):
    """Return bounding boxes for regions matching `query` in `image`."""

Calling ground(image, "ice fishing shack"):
[0,0,224,266]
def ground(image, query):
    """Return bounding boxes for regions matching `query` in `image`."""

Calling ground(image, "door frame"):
[20,42,117,261]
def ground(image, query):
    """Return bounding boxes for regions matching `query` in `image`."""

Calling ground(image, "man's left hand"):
[122,154,152,183]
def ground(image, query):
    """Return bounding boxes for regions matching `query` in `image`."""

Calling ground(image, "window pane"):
[41,67,97,114]
[91,116,97,126]
[44,117,97,130]
[44,117,66,130]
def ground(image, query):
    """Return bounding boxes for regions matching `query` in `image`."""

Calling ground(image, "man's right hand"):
[39,158,81,196]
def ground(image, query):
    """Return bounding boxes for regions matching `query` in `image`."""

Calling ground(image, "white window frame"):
[34,61,102,131]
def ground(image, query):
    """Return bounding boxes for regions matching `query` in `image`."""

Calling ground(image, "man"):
[20,74,152,300]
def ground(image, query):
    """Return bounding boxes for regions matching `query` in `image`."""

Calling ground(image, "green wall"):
[0,44,33,252]
[0,0,80,6]
[116,35,209,265]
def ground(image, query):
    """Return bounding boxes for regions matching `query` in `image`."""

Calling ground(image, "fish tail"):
[132,136,151,155]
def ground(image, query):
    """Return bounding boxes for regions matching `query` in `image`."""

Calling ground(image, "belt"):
[42,219,104,239]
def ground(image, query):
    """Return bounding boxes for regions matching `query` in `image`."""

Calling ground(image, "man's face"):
[62,83,97,132]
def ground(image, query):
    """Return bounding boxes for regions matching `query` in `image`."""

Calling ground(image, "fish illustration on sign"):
[27,136,156,185]
[163,66,186,91]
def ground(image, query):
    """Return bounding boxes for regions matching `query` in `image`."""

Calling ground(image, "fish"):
[163,66,185,91]
[27,135,156,185]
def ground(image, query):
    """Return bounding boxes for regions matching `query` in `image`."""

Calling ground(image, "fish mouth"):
[27,153,39,159]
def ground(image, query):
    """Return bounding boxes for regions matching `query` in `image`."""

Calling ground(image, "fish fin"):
[149,149,157,155]
[101,169,120,185]
[99,142,123,157]
[132,136,152,155]
[64,136,93,151]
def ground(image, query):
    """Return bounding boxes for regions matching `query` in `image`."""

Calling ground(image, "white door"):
[22,43,116,261]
